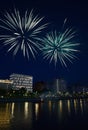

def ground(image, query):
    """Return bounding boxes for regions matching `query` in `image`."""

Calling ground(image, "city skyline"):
[0,0,88,85]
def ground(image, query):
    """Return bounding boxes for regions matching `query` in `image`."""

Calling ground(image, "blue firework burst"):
[41,20,79,67]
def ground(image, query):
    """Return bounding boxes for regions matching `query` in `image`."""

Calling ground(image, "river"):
[0,99,88,130]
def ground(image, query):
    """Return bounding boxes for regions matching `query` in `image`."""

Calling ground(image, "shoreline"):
[0,96,88,103]
[0,97,43,103]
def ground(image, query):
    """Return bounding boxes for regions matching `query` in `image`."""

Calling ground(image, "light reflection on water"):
[35,103,39,120]
[0,103,11,129]
[11,103,15,118]
[24,102,28,119]
[80,99,83,113]
[67,100,71,114]
[0,99,88,130]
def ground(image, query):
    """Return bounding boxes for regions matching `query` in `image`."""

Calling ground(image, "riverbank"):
[0,97,43,103]
[0,96,88,103]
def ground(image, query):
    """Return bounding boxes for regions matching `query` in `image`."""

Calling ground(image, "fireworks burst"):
[41,20,79,67]
[0,9,47,59]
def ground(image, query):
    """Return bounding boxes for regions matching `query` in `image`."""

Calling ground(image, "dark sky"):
[0,0,88,85]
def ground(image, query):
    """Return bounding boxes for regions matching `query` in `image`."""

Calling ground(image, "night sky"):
[0,0,88,85]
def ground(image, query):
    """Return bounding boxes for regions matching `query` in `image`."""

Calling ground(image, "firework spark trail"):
[0,9,47,59]
[41,20,80,67]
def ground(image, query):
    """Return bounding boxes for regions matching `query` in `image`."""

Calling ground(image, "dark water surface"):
[0,99,88,130]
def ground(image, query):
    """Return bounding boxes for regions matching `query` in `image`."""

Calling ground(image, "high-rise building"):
[47,78,67,93]
[53,78,67,93]
[10,73,33,92]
